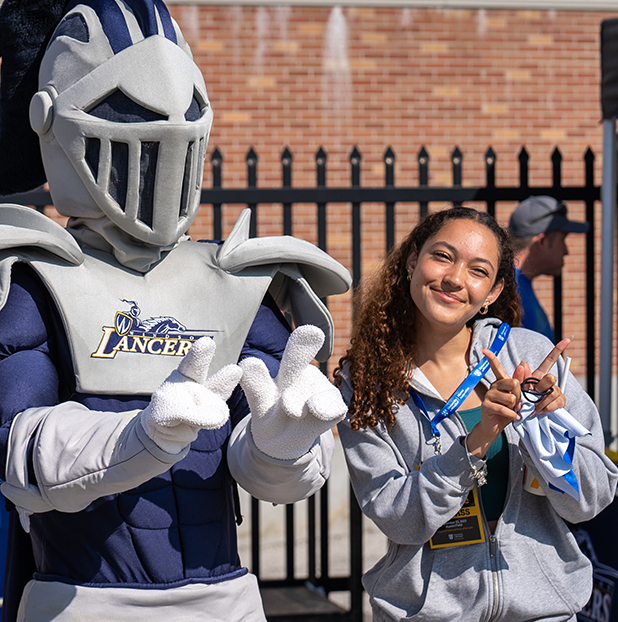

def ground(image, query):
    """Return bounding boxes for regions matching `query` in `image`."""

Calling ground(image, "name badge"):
[429,487,486,549]
[523,465,547,496]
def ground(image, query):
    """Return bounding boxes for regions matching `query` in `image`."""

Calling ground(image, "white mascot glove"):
[141,337,242,454]
[239,325,348,460]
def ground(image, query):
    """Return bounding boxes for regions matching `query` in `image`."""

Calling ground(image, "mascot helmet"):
[28,0,213,247]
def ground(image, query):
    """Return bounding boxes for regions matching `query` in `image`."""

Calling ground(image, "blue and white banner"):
[514,401,590,500]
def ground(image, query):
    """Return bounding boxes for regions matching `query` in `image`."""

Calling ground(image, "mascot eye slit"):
[86,89,168,123]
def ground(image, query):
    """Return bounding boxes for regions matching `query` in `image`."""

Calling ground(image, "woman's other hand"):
[512,337,569,415]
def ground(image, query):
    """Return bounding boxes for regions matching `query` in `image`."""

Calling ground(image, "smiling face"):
[406,218,504,333]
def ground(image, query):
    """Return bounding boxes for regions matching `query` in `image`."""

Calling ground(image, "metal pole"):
[599,118,616,445]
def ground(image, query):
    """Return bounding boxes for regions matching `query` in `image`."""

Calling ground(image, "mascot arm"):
[227,414,335,504]
[0,265,62,481]
[228,320,345,504]
[2,335,241,519]
[1,402,185,516]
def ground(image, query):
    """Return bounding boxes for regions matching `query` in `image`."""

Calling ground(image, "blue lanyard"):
[409,323,511,438]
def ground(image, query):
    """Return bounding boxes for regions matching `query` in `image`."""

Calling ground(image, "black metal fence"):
[3,143,601,622]
[204,143,599,389]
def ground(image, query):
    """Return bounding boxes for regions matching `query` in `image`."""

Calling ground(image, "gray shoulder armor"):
[0,203,84,311]
[216,208,351,362]
[0,204,83,264]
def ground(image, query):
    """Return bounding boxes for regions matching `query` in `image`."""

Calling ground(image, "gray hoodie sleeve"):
[337,373,485,545]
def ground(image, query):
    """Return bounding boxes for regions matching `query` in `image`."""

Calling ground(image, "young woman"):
[335,207,617,622]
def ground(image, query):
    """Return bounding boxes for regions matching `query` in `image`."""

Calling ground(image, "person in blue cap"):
[508,196,589,342]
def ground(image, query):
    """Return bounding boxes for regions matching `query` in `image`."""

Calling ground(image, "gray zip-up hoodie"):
[338,318,618,622]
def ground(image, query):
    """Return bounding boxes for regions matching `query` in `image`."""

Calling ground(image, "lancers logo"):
[91,300,219,359]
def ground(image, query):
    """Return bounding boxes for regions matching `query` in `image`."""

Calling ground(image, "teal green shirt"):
[458,406,509,522]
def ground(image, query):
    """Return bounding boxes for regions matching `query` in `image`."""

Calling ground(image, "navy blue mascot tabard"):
[0,2,351,620]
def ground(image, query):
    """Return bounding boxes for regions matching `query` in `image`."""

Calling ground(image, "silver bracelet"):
[463,435,488,487]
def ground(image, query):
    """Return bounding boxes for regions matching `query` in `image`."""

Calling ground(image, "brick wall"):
[164,4,617,384]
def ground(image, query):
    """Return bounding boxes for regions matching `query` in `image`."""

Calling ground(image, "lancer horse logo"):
[92,300,219,359]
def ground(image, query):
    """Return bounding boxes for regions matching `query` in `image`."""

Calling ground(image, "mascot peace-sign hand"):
[240,325,347,460]
[141,337,242,454]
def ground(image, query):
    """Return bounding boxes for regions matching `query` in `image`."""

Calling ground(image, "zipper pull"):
[489,534,497,559]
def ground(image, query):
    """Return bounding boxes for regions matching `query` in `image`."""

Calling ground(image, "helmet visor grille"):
[110,141,129,210]
[138,141,159,229]
[179,141,194,219]
[85,137,101,181]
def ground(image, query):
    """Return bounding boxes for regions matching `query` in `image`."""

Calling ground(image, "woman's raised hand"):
[466,338,570,459]
[477,352,523,445]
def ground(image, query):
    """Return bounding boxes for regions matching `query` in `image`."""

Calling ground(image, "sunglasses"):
[528,202,568,225]
[521,377,553,403]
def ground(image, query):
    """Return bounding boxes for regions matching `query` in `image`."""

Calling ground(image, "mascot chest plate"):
[15,241,276,395]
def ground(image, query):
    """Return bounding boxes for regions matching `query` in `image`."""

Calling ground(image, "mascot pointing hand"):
[0,1,351,620]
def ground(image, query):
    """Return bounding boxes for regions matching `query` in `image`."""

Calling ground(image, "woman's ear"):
[488,278,505,305]
[406,252,417,273]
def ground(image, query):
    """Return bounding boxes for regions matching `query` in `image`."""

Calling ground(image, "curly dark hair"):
[334,207,521,431]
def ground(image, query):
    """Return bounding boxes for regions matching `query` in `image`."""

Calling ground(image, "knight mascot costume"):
[0,1,352,620]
